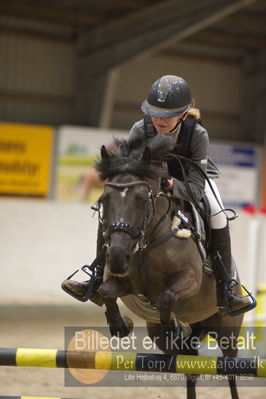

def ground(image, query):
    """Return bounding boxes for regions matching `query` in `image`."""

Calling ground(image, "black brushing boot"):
[211,225,252,315]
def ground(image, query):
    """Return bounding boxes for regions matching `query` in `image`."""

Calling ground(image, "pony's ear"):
[101,145,110,160]
[142,146,151,161]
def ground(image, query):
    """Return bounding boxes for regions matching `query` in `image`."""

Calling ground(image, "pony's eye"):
[101,192,110,204]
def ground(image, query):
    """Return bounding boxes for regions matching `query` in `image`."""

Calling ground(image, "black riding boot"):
[61,223,105,306]
[211,225,251,315]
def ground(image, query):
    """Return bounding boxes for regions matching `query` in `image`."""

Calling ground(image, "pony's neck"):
[148,195,173,236]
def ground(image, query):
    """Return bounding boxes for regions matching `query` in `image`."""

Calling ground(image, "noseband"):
[101,180,155,246]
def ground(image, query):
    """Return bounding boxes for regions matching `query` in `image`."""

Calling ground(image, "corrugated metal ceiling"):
[0,0,265,60]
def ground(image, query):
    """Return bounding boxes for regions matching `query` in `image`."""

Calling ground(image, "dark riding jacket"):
[128,115,218,203]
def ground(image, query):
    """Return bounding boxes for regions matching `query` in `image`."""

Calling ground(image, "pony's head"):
[95,134,174,277]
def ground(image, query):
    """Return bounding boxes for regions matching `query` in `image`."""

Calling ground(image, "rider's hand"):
[161,177,174,192]
[167,179,174,190]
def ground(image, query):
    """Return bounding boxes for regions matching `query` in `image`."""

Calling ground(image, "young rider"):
[62,75,252,314]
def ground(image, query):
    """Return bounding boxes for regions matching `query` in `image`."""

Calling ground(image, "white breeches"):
[204,179,227,229]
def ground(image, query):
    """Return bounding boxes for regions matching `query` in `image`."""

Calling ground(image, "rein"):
[167,153,238,222]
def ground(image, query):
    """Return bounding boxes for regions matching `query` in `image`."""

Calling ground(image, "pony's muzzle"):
[107,245,131,277]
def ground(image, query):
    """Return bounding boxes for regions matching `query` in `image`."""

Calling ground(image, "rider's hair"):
[188,107,200,120]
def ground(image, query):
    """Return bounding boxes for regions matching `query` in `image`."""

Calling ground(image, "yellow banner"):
[0,123,54,196]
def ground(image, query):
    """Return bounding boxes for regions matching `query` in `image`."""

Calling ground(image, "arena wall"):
[1,198,265,306]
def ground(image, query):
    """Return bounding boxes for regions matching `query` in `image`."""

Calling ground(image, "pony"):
[93,134,244,399]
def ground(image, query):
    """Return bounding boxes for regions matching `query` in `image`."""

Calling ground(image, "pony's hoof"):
[178,320,192,338]
[109,316,134,338]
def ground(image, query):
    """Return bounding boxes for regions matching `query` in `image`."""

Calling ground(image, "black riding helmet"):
[141,75,192,118]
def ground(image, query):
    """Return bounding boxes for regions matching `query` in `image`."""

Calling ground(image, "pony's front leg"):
[104,297,133,338]
[157,265,201,338]
[99,276,134,338]
[157,289,187,339]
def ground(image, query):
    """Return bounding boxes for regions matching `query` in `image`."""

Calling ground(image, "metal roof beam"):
[0,0,102,26]
[156,49,241,65]
[220,12,266,31]
[78,0,259,77]
[79,0,226,54]
[51,0,142,8]
[191,29,266,50]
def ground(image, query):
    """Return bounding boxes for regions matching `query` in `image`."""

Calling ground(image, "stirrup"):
[61,265,98,302]
[222,279,257,317]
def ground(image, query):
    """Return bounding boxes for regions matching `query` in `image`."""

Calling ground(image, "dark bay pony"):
[95,134,243,399]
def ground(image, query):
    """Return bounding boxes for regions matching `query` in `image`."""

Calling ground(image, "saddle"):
[171,195,213,274]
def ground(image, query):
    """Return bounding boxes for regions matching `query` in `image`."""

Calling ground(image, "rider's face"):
[151,115,183,134]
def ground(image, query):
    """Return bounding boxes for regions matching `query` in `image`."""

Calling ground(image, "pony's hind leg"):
[186,374,197,399]
[146,321,201,399]
[209,321,242,399]
[221,343,239,399]
[183,326,203,399]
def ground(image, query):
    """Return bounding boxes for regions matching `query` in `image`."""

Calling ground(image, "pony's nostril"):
[107,246,130,276]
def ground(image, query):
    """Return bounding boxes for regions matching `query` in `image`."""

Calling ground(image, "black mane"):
[95,134,175,181]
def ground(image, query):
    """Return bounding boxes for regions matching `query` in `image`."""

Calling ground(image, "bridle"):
[98,180,157,251]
